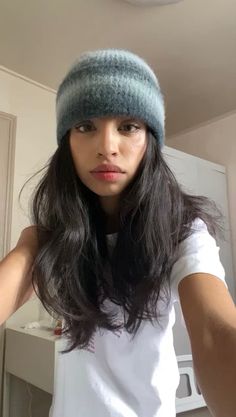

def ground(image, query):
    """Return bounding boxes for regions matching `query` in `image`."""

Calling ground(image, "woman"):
[1,49,236,417]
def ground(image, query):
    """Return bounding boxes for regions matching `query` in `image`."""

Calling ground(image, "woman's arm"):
[0,226,38,325]
[178,273,236,417]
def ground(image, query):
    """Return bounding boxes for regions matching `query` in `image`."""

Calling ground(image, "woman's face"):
[69,116,147,213]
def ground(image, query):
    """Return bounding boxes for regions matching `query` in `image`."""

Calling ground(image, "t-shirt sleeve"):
[170,217,227,304]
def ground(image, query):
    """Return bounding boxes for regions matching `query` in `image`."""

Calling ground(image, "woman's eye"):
[75,123,94,133]
[120,124,140,132]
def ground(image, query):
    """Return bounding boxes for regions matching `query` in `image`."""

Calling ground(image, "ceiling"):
[0,0,236,137]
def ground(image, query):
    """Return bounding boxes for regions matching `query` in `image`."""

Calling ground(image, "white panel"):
[195,162,235,301]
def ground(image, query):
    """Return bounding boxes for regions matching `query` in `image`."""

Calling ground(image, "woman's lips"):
[90,172,124,181]
[91,164,123,173]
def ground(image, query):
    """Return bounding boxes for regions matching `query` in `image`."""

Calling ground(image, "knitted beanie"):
[56,49,165,148]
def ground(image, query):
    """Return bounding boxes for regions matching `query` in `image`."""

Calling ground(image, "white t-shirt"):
[49,218,227,417]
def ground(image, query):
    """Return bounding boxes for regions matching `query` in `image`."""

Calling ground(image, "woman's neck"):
[99,196,120,234]
[106,215,119,234]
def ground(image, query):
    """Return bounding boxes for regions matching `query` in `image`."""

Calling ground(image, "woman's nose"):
[97,126,119,155]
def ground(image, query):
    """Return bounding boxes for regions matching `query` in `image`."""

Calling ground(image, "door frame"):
[0,111,16,417]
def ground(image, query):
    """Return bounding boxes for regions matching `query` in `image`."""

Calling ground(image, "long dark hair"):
[23,130,225,353]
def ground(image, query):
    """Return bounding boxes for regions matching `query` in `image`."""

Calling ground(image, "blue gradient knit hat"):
[56,49,165,148]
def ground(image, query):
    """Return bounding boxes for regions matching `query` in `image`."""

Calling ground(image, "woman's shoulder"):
[170,216,226,302]
[180,217,213,251]
[189,217,208,232]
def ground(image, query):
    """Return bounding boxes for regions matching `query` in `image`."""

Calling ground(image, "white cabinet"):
[163,145,235,302]
[3,326,62,417]
[5,327,61,395]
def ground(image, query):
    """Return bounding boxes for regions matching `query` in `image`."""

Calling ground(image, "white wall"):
[0,66,57,327]
[0,67,56,417]
[166,111,236,286]
[0,67,56,246]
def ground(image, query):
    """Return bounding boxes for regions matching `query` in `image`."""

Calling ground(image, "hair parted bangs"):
[22,130,225,353]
